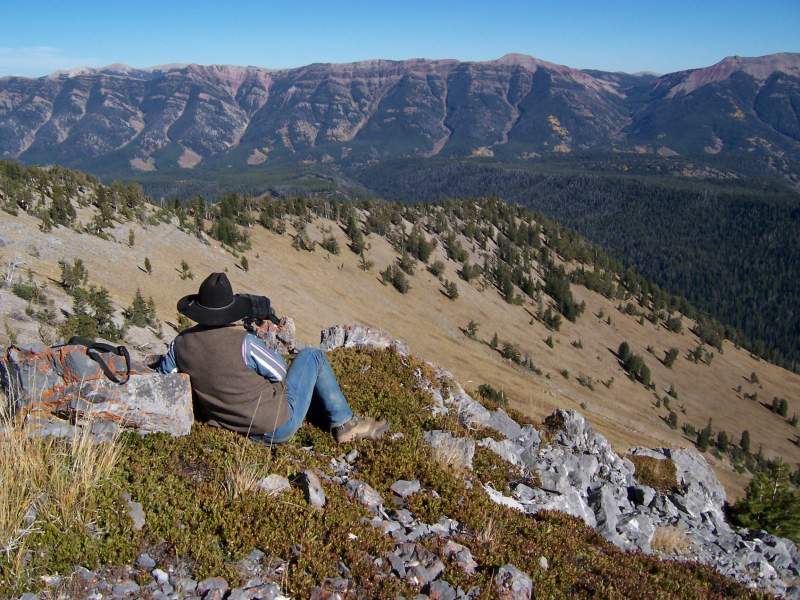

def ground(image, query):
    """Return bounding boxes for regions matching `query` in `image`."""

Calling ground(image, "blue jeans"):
[258,348,353,444]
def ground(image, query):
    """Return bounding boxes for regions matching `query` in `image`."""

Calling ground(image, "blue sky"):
[2,0,798,77]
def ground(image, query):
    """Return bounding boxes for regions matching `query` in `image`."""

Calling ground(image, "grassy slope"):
[1,210,800,501]
[0,349,764,598]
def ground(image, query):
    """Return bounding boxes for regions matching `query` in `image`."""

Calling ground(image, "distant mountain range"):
[1,53,799,186]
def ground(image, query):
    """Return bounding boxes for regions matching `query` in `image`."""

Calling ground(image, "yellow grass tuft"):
[651,526,691,555]
[223,446,264,500]
[0,387,121,578]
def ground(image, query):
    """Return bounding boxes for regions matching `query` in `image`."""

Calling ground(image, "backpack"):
[1,337,149,417]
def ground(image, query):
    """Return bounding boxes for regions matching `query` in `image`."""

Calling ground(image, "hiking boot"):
[333,415,389,443]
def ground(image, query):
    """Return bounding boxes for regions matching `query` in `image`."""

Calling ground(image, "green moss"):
[0,348,762,599]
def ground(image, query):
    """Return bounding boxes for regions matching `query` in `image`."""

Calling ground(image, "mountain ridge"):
[3,52,799,185]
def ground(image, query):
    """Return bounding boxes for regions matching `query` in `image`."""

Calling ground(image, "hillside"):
[3,162,800,596]
[360,158,800,373]
[3,332,794,598]
[1,53,799,186]
[2,163,799,504]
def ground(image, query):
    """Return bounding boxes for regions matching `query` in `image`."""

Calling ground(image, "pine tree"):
[618,341,631,362]
[663,347,679,368]
[125,288,149,327]
[358,250,373,272]
[443,280,459,300]
[179,260,193,280]
[321,235,340,255]
[697,419,712,452]
[465,320,479,339]
[240,256,249,272]
[716,430,730,453]
[667,411,678,429]
[428,260,445,277]
[144,257,152,275]
[732,461,800,542]
[490,332,499,350]
[59,258,88,292]
[740,430,751,453]
[128,229,135,247]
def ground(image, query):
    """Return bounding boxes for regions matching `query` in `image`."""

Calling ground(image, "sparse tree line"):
[0,159,790,373]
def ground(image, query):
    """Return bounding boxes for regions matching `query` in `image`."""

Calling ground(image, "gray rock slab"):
[495,564,532,599]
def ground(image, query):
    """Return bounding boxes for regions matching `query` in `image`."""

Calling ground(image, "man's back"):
[174,325,289,435]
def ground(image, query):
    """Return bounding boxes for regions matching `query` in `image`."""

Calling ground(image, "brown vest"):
[174,325,289,435]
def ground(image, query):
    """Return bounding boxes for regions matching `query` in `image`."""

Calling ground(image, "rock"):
[424,430,475,470]
[478,437,526,468]
[136,552,156,569]
[197,576,229,595]
[111,580,140,597]
[310,577,351,599]
[66,372,194,436]
[253,317,297,355]
[390,479,421,498]
[345,449,358,463]
[429,516,459,538]
[670,448,727,517]
[3,345,194,436]
[428,579,458,600]
[296,470,326,508]
[628,484,656,507]
[18,594,38,600]
[495,564,533,599]
[524,488,596,528]
[617,513,656,551]
[121,493,146,530]
[151,568,169,585]
[320,324,410,355]
[538,556,549,571]
[513,483,537,503]
[443,540,478,574]
[346,479,384,511]
[23,415,79,438]
[258,474,291,496]
[590,484,621,534]
[406,523,431,541]
[172,576,198,593]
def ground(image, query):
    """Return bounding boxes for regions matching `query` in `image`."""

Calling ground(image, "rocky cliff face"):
[2,53,799,180]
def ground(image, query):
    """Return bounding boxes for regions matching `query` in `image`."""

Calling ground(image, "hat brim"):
[177,294,251,326]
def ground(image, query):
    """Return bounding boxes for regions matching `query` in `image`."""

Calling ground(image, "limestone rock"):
[296,470,326,509]
[424,430,475,471]
[390,479,421,498]
[495,564,533,599]
[346,479,384,512]
[258,474,291,496]
[319,324,410,355]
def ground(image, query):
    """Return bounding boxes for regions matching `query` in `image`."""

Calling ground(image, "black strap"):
[67,336,132,385]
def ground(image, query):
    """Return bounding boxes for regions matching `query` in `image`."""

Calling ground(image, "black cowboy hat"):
[177,272,251,326]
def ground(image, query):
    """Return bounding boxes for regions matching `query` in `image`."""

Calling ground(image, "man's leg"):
[262,348,352,443]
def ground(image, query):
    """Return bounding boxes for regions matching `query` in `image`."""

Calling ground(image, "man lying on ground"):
[158,272,388,444]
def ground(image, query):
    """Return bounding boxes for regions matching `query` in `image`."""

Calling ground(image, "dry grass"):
[651,526,691,555]
[223,444,264,500]
[627,454,679,494]
[475,516,498,553]
[0,387,120,579]
[5,208,800,501]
